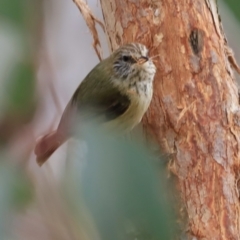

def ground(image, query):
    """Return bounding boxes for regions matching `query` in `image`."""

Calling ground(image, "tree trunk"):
[100,0,240,239]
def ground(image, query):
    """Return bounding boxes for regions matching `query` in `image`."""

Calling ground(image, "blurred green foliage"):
[0,160,33,239]
[0,0,37,143]
[0,0,37,235]
[63,124,178,240]
[223,0,240,22]
[0,163,32,210]
[5,61,36,118]
[0,0,29,26]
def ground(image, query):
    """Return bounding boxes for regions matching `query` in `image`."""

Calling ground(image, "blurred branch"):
[35,0,63,116]
[72,0,105,60]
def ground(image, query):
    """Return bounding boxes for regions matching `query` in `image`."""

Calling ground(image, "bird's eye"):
[122,55,131,62]
[121,55,137,64]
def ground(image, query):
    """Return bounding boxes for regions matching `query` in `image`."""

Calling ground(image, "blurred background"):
[0,0,239,239]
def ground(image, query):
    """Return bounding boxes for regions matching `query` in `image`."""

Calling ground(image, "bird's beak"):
[137,56,149,64]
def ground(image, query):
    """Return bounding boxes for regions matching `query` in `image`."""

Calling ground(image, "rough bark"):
[100,0,240,239]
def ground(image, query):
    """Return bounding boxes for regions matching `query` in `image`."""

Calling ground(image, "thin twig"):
[72,0,105,60]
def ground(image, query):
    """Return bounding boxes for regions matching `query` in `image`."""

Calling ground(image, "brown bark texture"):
[100,0,240,239]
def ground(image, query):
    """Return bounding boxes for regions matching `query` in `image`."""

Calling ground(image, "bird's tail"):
[34,131,66,166]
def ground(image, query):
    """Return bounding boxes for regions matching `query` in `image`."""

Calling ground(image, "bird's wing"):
[57,60,131,133]
[70,59,131,122]
[71,83,130,122]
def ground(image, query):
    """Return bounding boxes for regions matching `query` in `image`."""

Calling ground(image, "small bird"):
[35,43,156,166]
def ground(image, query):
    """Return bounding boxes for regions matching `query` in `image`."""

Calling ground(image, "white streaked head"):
[111,43,156,81]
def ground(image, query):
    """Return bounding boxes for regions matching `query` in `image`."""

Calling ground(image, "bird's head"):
[111,43,156,81]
